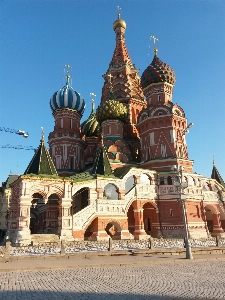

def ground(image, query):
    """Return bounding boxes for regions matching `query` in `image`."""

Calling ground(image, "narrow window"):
[170,209,173,217]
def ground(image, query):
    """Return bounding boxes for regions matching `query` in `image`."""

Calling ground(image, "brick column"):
[9,196,32,244]
[118,191,125,200]
[133,208,147,240]
[212,212,225,236]
[60,197,73,240]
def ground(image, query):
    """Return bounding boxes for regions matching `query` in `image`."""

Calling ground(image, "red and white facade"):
[6,15,225,244]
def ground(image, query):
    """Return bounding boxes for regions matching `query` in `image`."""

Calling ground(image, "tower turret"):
[101,10,146,161]
[48,66,87,176]
[137,39,193,172]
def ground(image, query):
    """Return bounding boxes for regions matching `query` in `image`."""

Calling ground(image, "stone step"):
[31,234,60,244]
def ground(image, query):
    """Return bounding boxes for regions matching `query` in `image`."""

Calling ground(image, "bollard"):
[216,235,221,247]
[108,237,112,254]
[4,240,11,259]
[148,237,154,249]
[60,240,66,256]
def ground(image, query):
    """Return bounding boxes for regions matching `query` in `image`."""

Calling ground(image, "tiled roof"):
[24,137,58,176]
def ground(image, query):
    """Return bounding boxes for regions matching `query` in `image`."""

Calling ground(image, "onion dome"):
[50,75,85,115]
[141,55,176,88]
[81,103,99,137]
[96,91,127,124]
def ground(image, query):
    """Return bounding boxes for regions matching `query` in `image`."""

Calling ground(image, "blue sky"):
[0,0,225,183]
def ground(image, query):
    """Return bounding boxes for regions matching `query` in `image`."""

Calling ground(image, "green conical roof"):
[211,162,225,188]
[24,136,58,176]
[92,140,114,177]
[81,102,99,137]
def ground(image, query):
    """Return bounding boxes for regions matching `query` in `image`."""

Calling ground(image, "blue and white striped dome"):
[50,80,86,115]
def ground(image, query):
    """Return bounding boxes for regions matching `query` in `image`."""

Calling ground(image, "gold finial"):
[117,6,121,19]
[90,92,96,111]
[41,127,44,141]
[150,35,159,56]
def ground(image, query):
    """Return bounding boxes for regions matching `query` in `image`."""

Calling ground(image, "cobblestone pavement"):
[0,261,225,300]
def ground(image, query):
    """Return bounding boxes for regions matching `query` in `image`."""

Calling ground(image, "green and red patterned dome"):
[96,96,127,125]
[141,55,176,88]
[81,104,99,138]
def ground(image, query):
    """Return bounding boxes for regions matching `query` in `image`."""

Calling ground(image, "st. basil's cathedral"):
[5,13,225,244]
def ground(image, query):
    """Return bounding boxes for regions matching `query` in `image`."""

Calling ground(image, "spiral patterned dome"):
[50,78,85,115]
[96,99,127,124]
[141,55,176,88]
[81,105,99,137]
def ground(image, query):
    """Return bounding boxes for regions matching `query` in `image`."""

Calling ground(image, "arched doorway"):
[143,202,159,237]
[30,193,46,234]
[45,194,59,234]
[127,204,135,234]
[72,188,89,215]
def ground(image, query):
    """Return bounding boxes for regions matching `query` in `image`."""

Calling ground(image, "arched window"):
[203,182,210,191]
[188,176,195,186]
[140,174,151,184]
[104,184,119,200]
[125,176,135,193]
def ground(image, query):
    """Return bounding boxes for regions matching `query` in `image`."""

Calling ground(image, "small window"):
[158,95,161,102]
[170,209,173,217]
[159,177,164,185]
[158,112,162,116]
[167,176,172,185]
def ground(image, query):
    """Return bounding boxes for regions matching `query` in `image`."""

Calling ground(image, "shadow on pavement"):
[0,291,219,299]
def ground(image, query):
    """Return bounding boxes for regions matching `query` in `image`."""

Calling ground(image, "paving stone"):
[0,261,225,299]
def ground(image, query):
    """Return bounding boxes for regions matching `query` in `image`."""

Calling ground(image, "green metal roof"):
[211,163,225,188]
[70,172,94,183]
[113,166,132,178]
[92,142,114,177]
[24,136,58,176]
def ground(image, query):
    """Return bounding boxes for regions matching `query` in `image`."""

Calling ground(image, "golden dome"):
[113,16,126,30]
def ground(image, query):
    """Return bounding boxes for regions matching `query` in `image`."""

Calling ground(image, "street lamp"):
[171,165,193,259]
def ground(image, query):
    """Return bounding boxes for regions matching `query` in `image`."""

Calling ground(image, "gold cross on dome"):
[107,74,113,85]
[117,6,121,19]
[150,35,159,56]
[90,92,96,103]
